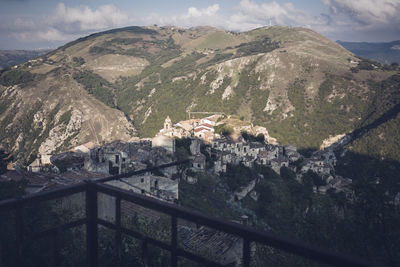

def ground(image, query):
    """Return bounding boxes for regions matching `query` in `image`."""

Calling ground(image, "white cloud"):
[321,0,400,27]
[141,0,400,41]
[143,1,322,32]
[3,0,400,48]
[321,0,400,41]
[228,0,318,30]
[4,2,131,44]
[12,28,72,42]
[12,18,36,30]
[187,4,219,18]
[53,2,130,32]
[323,0,400,24]
[143,4,225,29]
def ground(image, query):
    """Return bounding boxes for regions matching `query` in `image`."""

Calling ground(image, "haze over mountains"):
[0,49,51,70]
[0,25,399,166]
[338,40,400,64]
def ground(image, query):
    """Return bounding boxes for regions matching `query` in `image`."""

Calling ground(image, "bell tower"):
[164,116,172,131]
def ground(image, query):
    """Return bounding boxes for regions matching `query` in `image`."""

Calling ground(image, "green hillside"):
[1,25,400,163]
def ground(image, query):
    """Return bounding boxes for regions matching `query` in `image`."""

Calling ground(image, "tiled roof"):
[200,123,214,129]
[194,127,211,133]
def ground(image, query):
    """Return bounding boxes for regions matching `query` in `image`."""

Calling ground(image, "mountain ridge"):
[1,25,399,165]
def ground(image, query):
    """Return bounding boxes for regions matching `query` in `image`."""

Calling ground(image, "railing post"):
[115,197,121,263]
[142,237,148,267]
[86,181,98,267]
[171,216,178,267]
[243,239,251,267]
[52,230,60,267]
[15,198,24,266]
[0,243,2,267]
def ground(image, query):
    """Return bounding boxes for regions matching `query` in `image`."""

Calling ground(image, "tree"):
[301,171,314,194]
[0,149,12,175]
[255,134,265,143]
[221,164,256,191]
[280,166,296,180]
[241,131,249,141]
[175,147,190,161]
[303,170,325,192]
[214,124,233,137]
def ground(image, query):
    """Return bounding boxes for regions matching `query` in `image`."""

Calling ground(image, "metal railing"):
[0,161,379,267]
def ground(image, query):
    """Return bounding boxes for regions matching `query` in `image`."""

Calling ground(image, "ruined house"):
[152,134,176,154]
[107,174,179,203]
[283,145,301,162]
[192,153,206,171]
[249,142,265,159]
[257,150,269,165]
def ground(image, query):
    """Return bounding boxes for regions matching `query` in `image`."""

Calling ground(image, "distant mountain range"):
[1,25,400,166]
[0,49,51,70]
[337,40,400,64]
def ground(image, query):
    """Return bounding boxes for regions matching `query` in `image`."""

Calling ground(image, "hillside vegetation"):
[1,25,400,164]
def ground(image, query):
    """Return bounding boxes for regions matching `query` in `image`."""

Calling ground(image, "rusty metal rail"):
[0,161,379,267]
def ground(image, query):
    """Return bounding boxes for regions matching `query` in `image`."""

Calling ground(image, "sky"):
[0,0,399,49]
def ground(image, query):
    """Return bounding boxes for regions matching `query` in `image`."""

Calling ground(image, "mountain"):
[337,40,400,64]
[1,25,400,165]
[0,49,51,70]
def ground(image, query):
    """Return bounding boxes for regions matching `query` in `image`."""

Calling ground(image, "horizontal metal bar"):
[1,161,188,210]
[93,182,377,267]
[97,219,224,267]
[95,160,190,183]
[97,219,171,251]
[0,183,87,211]
[0,197,19,211]
[0,176,382,267]
[27,218,87,240]
[94,182,181,216]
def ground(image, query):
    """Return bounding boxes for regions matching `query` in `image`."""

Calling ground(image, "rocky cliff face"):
[1,25,399,165]
[0,64,135,165]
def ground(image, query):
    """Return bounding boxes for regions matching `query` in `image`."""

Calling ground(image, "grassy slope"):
[1,25,400,162]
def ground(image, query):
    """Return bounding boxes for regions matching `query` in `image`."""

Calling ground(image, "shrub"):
[72,57,85,66]
[59,110,72,125]
[0,69,35,86]
[73,70,115,108]
[214,124,233,136]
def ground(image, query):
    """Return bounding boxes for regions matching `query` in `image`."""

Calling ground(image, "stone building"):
[190,138,201,155]
[257,150,269,165]
[284,145,301,162]
[152,135,176,154]
[107,174,179,203]
[192,153,206,171]
[159,116,190,138]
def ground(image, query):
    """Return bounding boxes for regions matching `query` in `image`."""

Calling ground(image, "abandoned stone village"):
[0,114,352,266]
